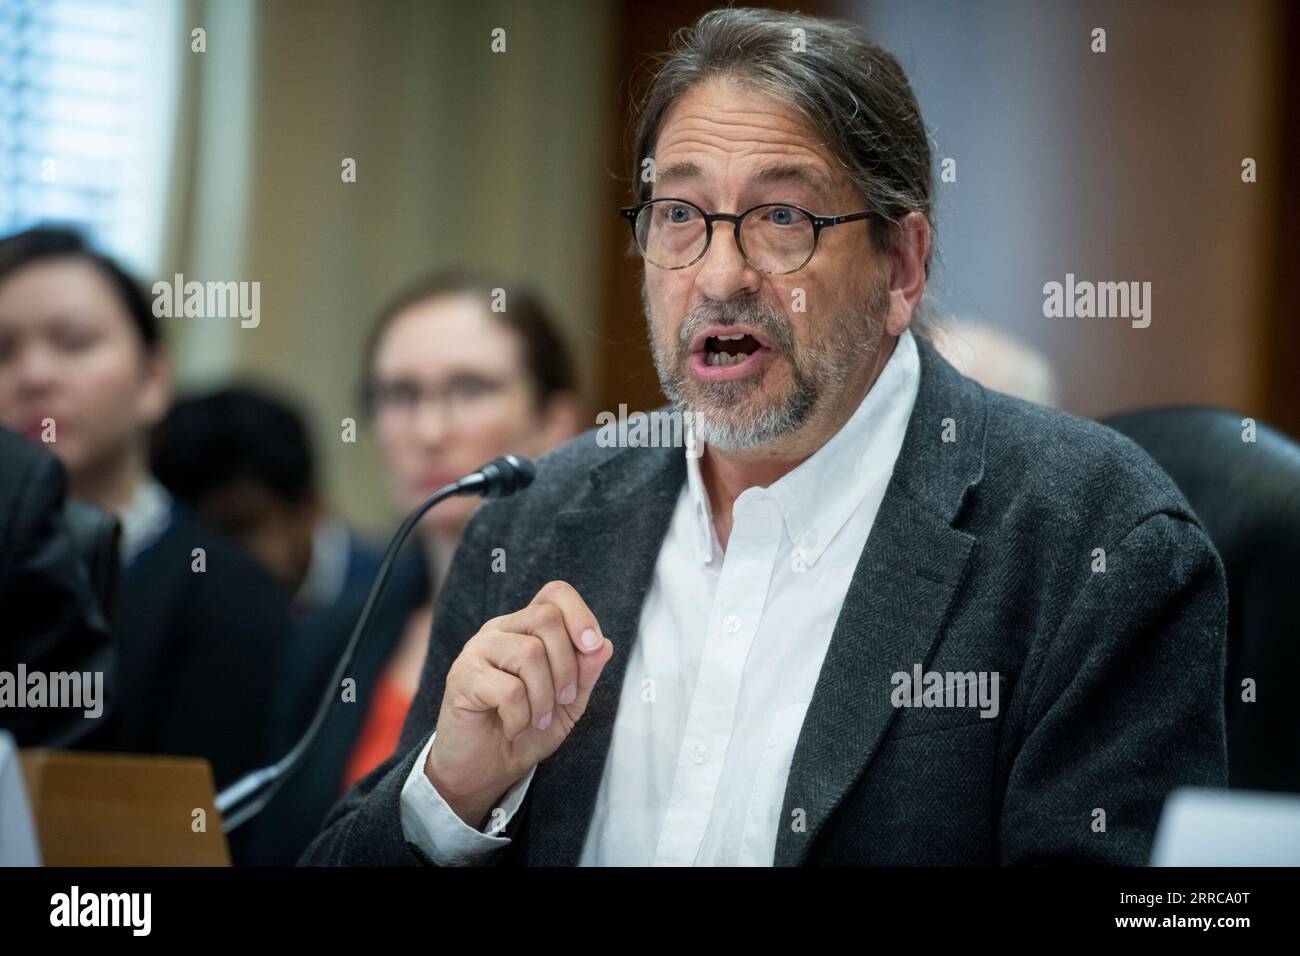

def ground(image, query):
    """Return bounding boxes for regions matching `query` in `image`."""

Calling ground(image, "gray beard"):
[644,280,889,451]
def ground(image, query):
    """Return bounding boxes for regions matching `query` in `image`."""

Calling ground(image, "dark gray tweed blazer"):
[301,335,1228,866]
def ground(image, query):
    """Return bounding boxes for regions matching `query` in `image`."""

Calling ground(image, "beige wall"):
[1060,0,1278,420]
[164,0,615,535]
[859,0,1281,421]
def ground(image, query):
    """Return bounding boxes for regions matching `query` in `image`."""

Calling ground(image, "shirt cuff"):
[399,730,535,865]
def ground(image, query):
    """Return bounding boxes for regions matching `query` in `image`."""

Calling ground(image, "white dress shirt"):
[401,328,921,865]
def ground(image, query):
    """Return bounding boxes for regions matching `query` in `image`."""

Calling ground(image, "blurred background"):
[2,0,1293,537]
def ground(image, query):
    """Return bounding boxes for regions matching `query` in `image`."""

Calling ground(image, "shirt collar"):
[683,327,920,567]
[119,476,173,564]
[295,517,352,609]
[684,430,718,563]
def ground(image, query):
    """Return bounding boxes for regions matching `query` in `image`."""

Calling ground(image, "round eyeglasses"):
[619,198,876,275]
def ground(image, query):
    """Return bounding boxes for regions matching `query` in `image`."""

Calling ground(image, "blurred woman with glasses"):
[341,272,581,788]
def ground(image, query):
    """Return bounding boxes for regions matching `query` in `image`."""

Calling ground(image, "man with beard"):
[303,8,1227,866]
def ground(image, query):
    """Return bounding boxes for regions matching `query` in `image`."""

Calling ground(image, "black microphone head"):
[476,454,536,498]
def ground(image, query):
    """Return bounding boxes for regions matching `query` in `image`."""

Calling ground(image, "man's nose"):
[693,222,762,302]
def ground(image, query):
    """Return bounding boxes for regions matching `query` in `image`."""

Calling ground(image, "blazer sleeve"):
[299,499,508,866]
[996,510,1229,864]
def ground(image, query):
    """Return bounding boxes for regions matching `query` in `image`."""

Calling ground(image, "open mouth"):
[703,332,762,366]
[689,329,774,381]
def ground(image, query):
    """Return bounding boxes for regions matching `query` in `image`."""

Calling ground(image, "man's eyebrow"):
[754,163,833,195]
[655,160,703,186]
[652,159,832,196]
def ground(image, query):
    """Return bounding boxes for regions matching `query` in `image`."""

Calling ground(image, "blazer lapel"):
[774,336,988,866]
[523,443,685,866]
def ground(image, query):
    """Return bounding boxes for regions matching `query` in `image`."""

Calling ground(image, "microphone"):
[214,455,537,831]
[452,454,536,499]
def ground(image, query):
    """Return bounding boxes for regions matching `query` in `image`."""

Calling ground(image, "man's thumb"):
[572,638,614,712]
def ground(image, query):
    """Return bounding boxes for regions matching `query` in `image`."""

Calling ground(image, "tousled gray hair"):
[630,7,935,281]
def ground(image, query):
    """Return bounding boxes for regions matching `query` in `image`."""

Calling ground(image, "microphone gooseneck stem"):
[216,479,464,830]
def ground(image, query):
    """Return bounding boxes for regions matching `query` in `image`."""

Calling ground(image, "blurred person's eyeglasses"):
[367,372,519,423]
[618,198,876,275]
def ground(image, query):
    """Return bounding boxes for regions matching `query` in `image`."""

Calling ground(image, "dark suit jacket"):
[114,507,293,792]
[0,428,114,748]
[302,335,1229,866]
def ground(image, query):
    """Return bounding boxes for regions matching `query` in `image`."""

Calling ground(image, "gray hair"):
[630,7,935,288]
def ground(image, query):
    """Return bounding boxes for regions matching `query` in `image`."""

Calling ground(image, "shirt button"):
[691,743,709,764]
[722,614,741,633]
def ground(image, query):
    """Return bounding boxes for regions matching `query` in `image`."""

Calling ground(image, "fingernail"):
[580,628,600,650]
[537,710,552,730]
[560,684,577,705]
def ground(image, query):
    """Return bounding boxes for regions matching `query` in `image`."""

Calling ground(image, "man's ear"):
[539,390,583,453]
[885,211,931,337]
[138,346,173,429]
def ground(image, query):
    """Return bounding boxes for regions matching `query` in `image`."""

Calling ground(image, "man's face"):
[195,480,318,597]
[643,77,892,451]
[0,259,168,481]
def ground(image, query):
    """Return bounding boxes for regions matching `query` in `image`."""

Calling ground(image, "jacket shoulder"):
[977,388,1199,534]
[491,423,655,518]
[533,424,627,487]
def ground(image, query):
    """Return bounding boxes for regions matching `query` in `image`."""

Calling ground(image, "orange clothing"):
[341,671,415,792]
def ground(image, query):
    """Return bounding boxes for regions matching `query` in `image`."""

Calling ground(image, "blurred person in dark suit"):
[0,227,291,790]
[149,385,383,615]
[0,426,114,748]
[149,384,382,864]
